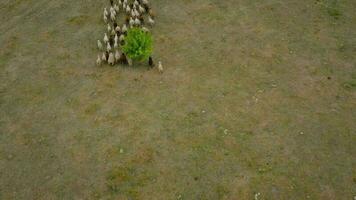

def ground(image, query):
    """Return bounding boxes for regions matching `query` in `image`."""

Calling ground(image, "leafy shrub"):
[122,28,153,62]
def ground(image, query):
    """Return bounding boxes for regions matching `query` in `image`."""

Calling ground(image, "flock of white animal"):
[96,0,163,72]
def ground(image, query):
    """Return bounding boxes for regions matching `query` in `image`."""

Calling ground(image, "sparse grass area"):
[0,0,355,199]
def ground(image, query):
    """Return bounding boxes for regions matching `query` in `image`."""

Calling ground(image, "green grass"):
[0,0,355,199]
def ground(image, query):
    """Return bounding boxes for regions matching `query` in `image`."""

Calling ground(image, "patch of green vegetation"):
[122,28,153,62]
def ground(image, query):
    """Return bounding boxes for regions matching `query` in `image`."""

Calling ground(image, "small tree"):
[122,28,153,63]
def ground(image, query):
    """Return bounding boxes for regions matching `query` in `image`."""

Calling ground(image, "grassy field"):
[0,0,355,199]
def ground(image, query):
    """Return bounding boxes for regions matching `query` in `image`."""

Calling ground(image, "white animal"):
[104,15,108,23]
[110,7,115,14]
[104,8,109,17]
[142,0,148,5]
[102,52,107,62]
[97,40,103,50]
[142,27,149,32]
[148,16,155,26]
[135,9,140,16]
[158,61,163,73]
[114,34,119,44]
[96,55,102,66]
[119,34,125,42]
[124,0,127,4]
[107,43,112,52]
[131,10,136,18]
[139,5,145,13]
[135,18,141,26]
[118,0,122,6]
[114,40,118,49]
[134,0,139,6]
[123,3,126,10]
[107,24,112,32]
[111,29,116,36]
[122,24,128,33]
[129,17,135,27]
[115,50,121,61]
[110,12,116,21]
[104,33,109,43]
[114,4,120,12]
[115,25,121,33]
[126,5,131,13]
[108,53,115,65]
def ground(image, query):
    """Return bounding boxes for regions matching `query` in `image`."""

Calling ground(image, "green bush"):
[122,28,153,62]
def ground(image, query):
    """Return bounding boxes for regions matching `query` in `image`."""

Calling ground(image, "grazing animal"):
[97,40,103,50]
[110,6,115,14]
[135,18,141,26]
[142,26,149,32]
[111,29,116,36]
[114,39,118,49]
[142,0,148,5]
[131,10,136,18]
[114,34,119,43]
[107,24,112,33]
[114,4,120,12]
[119,34,125,42]
[158,61,163,73]
[115,50,121,61]
[104,33,109,43]
[108,52,115,65]
[135,9,140,17]
[104,8,109,17]
[124,0,127,4]
[102,52,107,62]
[115,25,121,33]
[148,16,155,26]
[122,24,128,33]
[96,55,102,66]
[104,15,108,23]
[129,17,135,27]
[149,56,154,67]
[148,9,155,18]
[139,5,145,13]
[110,12,116,21]
[118,0,122,6]
[134,0,139,6]
[126,5,131,13]
[107,43,112,52]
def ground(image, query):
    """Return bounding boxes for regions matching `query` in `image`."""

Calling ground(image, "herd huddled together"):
[96,0,162,71]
